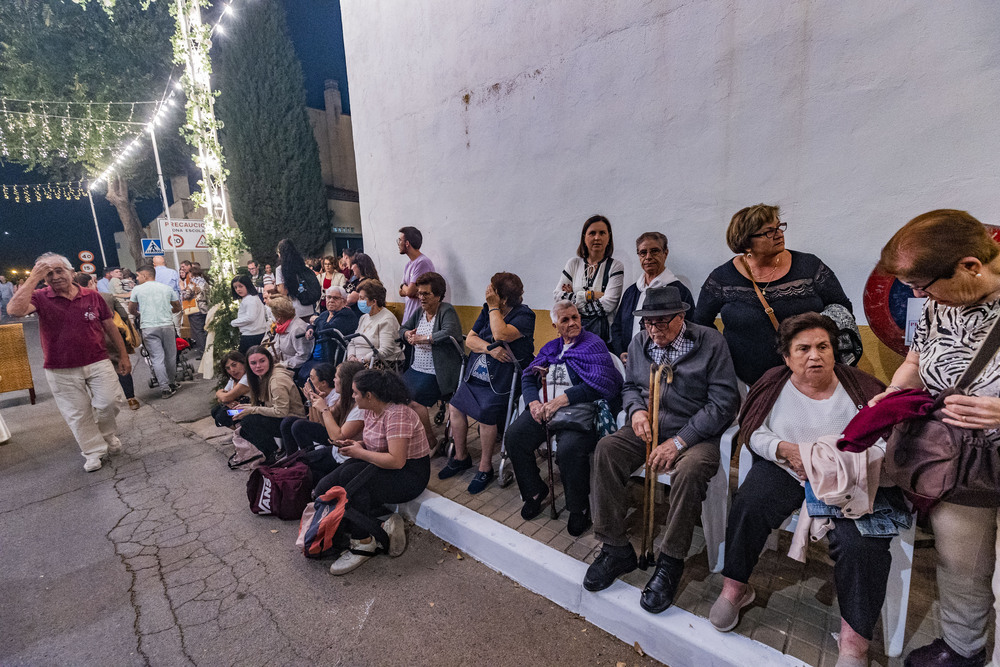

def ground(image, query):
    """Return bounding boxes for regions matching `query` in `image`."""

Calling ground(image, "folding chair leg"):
[881,519,915,657]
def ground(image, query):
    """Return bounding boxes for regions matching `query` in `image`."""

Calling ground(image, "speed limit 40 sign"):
[78,250,95,263]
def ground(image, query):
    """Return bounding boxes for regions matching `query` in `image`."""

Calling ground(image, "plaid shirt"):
[646,321,694,366]
[363,403,430,458]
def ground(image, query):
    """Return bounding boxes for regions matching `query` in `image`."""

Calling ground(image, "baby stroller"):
[141,334,197,388]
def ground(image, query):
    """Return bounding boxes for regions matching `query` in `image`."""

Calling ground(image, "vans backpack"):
[247,453,313,519]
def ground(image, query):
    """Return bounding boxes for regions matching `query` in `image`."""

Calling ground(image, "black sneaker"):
[583,545,638,592]
[438,455,473,480]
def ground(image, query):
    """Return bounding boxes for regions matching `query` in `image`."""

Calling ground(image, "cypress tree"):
[215,1,329,262]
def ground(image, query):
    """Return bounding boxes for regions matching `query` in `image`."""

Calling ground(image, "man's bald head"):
[152,256,166,267]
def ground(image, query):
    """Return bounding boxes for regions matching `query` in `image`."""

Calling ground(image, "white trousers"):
[44,359,123,460]
[930,501,1000,662]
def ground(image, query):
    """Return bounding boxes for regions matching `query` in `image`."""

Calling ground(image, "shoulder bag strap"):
[955,312,1000,391]
[740,256,779,331]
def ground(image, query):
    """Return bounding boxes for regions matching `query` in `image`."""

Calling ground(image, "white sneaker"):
[383,513,407,557]
[329,538,378,575]
[84,456,103,472]
[106,436,122,455]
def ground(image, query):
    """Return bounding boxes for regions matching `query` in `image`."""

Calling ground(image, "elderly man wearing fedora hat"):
[583,285,740,613]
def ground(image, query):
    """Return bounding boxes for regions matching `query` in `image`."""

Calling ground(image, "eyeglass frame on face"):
[643,314,680,331]
[901,267,955,294]
[637,246,665,258]
[749,222,788,239]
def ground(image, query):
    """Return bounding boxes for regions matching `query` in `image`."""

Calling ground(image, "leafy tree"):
[214,0,328,262]
[0,0,189,267]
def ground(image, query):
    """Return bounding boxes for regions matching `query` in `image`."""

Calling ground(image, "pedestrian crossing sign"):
[142,239,164,257]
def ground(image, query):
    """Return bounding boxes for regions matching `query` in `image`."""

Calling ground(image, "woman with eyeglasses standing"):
[876,210,1000,667]
[692,204,852,385]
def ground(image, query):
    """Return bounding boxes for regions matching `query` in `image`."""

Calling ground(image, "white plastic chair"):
[736,446,914,657]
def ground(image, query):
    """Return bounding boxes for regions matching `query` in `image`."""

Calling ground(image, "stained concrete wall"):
[342,1,1000,314]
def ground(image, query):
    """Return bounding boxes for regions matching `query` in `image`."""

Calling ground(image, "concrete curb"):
[399,490,807,667]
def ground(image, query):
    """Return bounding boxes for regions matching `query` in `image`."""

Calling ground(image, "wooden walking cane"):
[639,363,668,570]
[539,371,559,520]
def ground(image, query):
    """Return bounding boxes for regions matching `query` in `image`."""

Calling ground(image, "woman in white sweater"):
[346,279,403,366]
[230,275,267,354]
[553,214,625,346]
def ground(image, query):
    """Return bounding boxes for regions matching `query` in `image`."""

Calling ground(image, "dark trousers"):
[505,409,597,514]
[279,416,329,456]
[722,459,892,640]
[314,456,430,540]
[188,312,207,352]
[118,372,135,400]
[212,403,234,428]
[238,413,284,459]
[238,333,265,355]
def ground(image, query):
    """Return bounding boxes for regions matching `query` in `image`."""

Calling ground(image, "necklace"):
[748,253,782,294]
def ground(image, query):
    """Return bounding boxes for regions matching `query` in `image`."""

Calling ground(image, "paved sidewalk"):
[0,319,661,667]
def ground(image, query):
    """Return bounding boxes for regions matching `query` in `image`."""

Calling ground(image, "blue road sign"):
[141,238,164,257]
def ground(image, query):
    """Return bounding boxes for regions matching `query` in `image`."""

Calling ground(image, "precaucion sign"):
[161,218,209,250]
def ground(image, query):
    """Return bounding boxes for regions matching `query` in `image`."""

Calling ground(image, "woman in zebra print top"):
[877,209,1000,667]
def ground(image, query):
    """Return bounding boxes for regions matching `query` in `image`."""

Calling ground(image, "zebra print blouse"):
[912,297,1000,404]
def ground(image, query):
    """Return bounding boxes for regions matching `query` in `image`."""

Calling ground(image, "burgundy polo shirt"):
[31,286,112,369]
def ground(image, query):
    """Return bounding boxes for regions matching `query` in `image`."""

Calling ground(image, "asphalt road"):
[0,317,663,667]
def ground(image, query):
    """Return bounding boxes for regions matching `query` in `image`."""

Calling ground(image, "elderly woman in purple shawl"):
[505,301,623,536]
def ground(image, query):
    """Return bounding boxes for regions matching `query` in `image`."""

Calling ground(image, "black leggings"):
[505,409,598,514]
[239,333,265,355]
[279,416,330,456]
[314,456,430,540]
[722,458,892,640]
[238,413,284,459]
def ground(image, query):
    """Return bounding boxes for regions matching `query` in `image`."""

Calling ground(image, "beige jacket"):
[243,368,306,419]
[788,434,883,562]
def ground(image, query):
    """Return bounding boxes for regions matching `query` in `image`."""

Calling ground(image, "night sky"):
[0,0,350,274]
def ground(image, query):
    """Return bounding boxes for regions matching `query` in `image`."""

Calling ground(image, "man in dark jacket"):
[584,286,740,614]
[610,232,695,357]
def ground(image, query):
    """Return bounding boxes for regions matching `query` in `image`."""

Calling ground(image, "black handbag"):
[547,401,598,432]
[885,314,1000,509]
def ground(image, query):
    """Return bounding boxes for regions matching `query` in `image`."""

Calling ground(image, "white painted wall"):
[341,1,1000,322]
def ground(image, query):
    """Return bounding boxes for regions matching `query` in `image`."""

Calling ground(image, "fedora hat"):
[633,285,690,318]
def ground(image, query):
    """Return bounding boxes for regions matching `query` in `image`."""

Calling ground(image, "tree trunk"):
[105,174,145,268]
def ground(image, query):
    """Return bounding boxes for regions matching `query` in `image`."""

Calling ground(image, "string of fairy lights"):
[0,0,240,202]
[90,0,240,189]
[1,180,89,203]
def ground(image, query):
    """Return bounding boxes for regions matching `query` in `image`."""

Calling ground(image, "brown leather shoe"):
[904,639,987,667]
[128,398,141,411]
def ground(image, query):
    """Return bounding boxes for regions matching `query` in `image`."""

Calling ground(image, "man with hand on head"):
[6,253,132,472]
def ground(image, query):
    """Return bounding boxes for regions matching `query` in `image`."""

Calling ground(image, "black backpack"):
[295,270,322,306]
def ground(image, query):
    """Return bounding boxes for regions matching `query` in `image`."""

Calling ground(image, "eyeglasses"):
[637,247,665,258]
[643,315,678,331]
[749,222,788,239]
[903,271,952,294]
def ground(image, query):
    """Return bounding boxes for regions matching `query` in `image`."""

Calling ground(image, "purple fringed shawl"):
[525,330,623,399]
